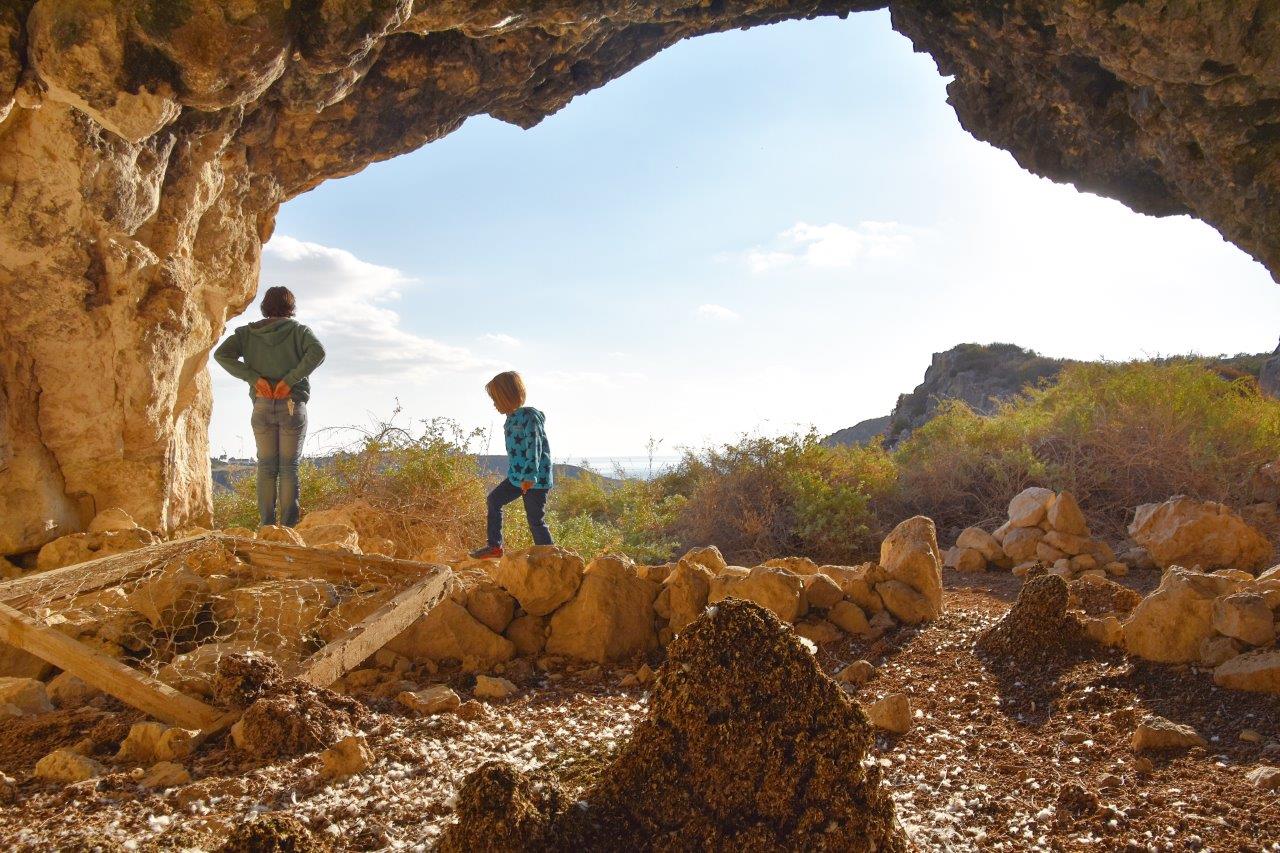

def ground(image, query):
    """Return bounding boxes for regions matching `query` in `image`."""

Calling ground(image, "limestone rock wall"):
[3,0,1280,553]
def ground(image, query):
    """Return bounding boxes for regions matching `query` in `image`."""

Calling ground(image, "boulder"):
[1132,717,1207,751]
[1246,766,1280,792]
[35,750,104,783]
[708,565,807,623]
[87,507,139,533]
[874,580,934,626]
[802,573,845,610]
[1082,615,1124,648]
[1123,569,1240,663]
[493,546,585,617]
[794,619,843,645]
[865,693,912,734]
[1008,487,1056,528]
[126,568,211,630]
[140,761,192,789]
[399,685,462,715]
[828,600,871,636]
[464,578,517,635]
[546,556,658,663]
[878,516,943,619]
[36,528,156,571]
[297,502,401,549]
[0,677,53,715]
[654,560,713,633]
[224,579,338,651]
[388,599,515,671]
[1260,565,1280,582]
[256,525,305,545]
[944,546,986,573]
[680,545,727,574]
[1043,530,1091,556]
[817,565,885,613]
[1046,492,1088,536]
[1213,649,1280,694]
[1212,592,1275,646]
[1035,541,1067,564]
[115,722,196,764]
[1199,635,1243,667]
[298,523,361,553]
[1001,527,1045,563]
[760,556,820,576]
[320,735,372,780]
[836,659,875,685]
[473,675,517,700]
[504,615,548,657]
[957,527,1003,562]
[1128,496,1271,572]
[46,672,99,709]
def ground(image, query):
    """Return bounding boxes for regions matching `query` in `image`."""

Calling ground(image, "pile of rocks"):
[398,515,946,673]
[945,487,1125,580]
[1122,563,1280,694]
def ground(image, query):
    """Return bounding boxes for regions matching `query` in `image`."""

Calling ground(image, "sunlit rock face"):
[1,0,1278,553]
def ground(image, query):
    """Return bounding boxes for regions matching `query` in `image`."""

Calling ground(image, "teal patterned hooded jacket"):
[504,407,553,489]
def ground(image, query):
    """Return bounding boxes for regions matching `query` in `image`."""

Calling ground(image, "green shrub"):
[891,360,1280,536]
[665,431,894,565]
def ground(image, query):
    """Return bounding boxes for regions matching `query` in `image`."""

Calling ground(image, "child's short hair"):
[486,371,527,413]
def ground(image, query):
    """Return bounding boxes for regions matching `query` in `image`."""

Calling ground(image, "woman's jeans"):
[251,398,307,527]
[486,480,553,547]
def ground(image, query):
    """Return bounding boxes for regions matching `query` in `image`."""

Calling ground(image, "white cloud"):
[479,333,522,347]
[745,221,913,273]
[695,303,742,322]
[259,235,485,384]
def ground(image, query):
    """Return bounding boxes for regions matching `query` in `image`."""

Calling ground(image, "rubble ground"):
[0,570,1277,851]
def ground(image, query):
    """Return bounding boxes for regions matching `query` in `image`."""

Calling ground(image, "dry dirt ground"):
[1,569,1277,852]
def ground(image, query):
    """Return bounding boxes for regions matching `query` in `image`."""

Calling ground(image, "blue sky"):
[209,10,1280,462]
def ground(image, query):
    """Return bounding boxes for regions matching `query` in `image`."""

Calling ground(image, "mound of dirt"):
[218,813,327,853]
[439,762,566,853]
[221,656,368,759]
[1068,577,1142,617]
[976,575,1089,671]
[441,598,908,851]
[213,652,284,708]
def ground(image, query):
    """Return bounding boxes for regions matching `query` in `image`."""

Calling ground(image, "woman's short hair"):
[260,285,296,318]
[485,371,527,413]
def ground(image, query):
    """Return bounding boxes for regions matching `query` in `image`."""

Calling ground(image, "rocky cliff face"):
[826,343,1065,448]
[3,1,1280,554]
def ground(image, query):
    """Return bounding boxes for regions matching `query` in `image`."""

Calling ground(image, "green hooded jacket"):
[213,318,326,402]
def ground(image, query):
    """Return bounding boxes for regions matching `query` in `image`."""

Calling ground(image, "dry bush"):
[214,416,487,555]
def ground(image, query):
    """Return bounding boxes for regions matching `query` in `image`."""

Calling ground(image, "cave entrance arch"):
[2,1,1278,555]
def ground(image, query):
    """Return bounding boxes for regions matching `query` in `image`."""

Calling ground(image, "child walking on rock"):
[470,371,554,559]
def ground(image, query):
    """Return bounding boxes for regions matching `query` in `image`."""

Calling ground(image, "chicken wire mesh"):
[0,536,425,704]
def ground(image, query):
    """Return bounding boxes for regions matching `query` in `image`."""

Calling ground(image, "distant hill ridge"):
[210,453,608,495]
[824,342,1275,449]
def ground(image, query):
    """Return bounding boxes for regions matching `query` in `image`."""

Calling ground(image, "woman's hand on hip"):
[254,378,273,398]
[272,380,291,399]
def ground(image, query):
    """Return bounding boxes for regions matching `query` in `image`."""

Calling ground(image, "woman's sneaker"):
[469,545,503,560]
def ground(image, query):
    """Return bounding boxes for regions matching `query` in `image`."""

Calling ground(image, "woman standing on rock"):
[214,286,326,527]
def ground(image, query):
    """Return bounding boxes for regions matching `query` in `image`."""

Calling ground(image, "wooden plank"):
[0,534,213,609]
[297,567,452,688]
[231,538,443,584]
[0,601,225,731]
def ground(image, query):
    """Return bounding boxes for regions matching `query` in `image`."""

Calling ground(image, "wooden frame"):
[0,533,452,733]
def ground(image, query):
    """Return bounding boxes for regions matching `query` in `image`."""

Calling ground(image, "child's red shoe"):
[469,545,503,560]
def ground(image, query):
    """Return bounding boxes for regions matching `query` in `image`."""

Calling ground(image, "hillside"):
[826,343,1278,448]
